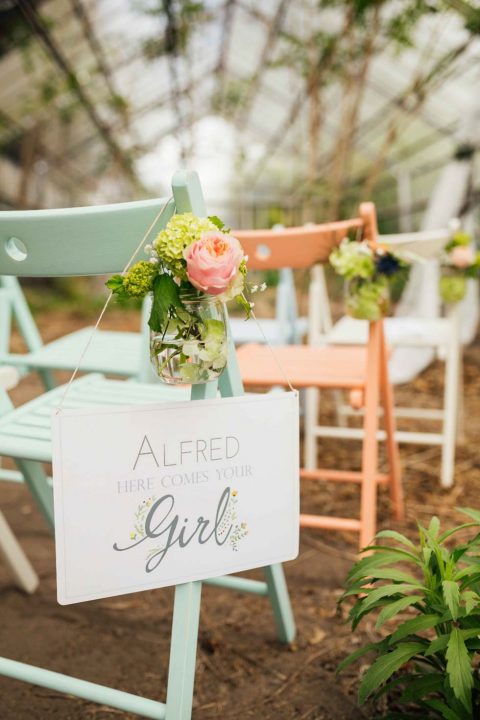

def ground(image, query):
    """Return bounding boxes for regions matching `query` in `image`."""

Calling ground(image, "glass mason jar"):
[439,266,467,304]
[150,291,228,385]
[344,276,391,321]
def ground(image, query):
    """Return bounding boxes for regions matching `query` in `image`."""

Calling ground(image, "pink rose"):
[184,232,244,296]
[450,245,475,269]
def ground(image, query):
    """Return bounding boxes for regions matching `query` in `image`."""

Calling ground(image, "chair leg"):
[165,581,202,720]
[441,339,460,489]
[304,388,319,470]
[0,510,38,593]
[263,563,296,644]
[359,323,381,550]
[380,329,404,523]
[38,369,57,392]
[333,389,348,427]
[456,350,465,444]
[15,460,54,531]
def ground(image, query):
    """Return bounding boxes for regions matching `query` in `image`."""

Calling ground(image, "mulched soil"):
[1,307,479,719]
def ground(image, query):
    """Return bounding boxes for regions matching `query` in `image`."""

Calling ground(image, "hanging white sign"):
[52,392,299,605]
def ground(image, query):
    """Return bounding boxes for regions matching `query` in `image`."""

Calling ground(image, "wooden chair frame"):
[0,170,295,719]
[236,204,404,549]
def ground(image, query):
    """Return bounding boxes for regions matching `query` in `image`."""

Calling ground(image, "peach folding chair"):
[235,204,404,549]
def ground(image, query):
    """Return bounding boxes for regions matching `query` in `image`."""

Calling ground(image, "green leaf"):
[446,628,473,712]
[358,642,425,704]
[201,318,225,340]
[423,699,463,720]
[423,546,433,566]
[440,523,480,543]
[375,529,416,549]
[148,273,184,332]
[399,673,444,702]
[454,563,480,582]
[443,580,461,620]
[347,551,419,583]
[428,516,441,539]
[457,507,480,524]
[368,568,422,585]
[426,628,480,657]
[348,597,389,631]
[336,642,379,674]
[376,596,422,629]
[461,590,480,615]
[106,274,128,297]
[363,545,420,564]
[236,293,252,316]
[360,584,423,614]
[426,634,449,656]
[208,214,227,231]
[389,614,440,643]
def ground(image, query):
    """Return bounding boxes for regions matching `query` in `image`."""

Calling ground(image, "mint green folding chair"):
[0,170,295,719]
[0,274,143,381]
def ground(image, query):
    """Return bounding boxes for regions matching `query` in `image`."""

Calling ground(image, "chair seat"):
[2,329,142,377]
[327,315,452,348]
[229,317,308,345]
[0,374,190,463]
[237,343,367,389]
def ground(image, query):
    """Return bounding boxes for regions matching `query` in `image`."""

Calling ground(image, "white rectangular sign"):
[52,392,299,605]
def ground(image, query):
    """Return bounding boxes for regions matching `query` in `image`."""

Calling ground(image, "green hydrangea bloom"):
[330,240,375,281]
[154,213,217,277]
[123,261,158,298]
[439,274,467,304]
[346,277,390,321]
[451,231,471,248]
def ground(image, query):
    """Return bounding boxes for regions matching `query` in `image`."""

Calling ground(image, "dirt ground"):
[1,308,479,720]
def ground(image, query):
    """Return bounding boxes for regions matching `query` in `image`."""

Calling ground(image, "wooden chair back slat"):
[234,218,363,270]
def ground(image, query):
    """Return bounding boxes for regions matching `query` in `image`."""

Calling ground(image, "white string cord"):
[245,297,296,394]
[55,196,173,413]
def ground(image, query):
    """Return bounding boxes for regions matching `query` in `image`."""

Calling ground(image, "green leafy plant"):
[338,509,480,718]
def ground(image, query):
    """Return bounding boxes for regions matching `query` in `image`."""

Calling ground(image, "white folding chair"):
[308,228,465,488]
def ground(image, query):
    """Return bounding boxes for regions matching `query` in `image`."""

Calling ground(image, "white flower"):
[448,218,461,234]
[182,340,200,357]
[217,272,245,302]
[149,257,159,264]
[144,244,152,254]
[259,282,267,291]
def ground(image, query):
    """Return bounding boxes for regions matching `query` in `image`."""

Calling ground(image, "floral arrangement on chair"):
[439,224,480,304]
[330,238,407,321]
[107,213,255,384]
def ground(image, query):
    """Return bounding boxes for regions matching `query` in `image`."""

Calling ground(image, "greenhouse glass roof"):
[0,0,479,224]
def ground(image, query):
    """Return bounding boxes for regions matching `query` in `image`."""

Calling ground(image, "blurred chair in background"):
[236,203,404,549]
[312,228,463,488]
